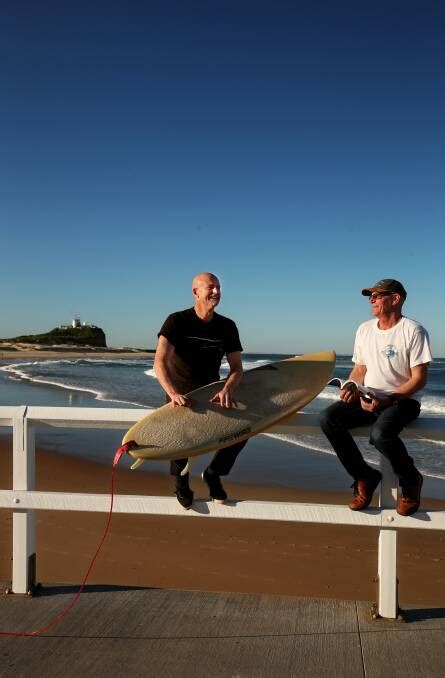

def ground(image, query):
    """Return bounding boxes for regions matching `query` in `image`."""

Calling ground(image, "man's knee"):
[369,423,397,449]
[319,408,330,432]
[319,402,342,432]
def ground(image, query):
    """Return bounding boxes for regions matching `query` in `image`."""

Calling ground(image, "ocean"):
[1,354,444,493]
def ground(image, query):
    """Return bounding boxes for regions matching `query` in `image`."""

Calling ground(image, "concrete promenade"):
[1,585,444,677]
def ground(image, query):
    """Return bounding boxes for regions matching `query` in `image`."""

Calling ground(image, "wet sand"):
[1,439,444,605]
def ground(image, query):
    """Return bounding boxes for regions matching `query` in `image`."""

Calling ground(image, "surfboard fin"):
[180,458,193,476]
[130,458,145,471]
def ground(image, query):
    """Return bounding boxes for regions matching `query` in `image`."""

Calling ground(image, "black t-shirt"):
[158,307,243,393]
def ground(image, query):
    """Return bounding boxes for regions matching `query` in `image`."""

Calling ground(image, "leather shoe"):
[349,471,382,511]
[397,472,423,516]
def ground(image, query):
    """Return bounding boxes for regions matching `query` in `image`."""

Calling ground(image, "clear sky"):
[2,1,444,355]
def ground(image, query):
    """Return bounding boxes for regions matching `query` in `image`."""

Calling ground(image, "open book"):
[327,378,387,401]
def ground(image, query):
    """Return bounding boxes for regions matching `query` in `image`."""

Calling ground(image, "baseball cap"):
[361,279,407,299]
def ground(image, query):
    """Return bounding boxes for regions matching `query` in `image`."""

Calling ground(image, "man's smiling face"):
[193,274,221,310]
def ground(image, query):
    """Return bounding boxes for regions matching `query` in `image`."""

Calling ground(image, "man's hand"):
[340,386,359,404]
[340,363,367,404]
[169,393,191,407]
[360,396,378,412]
[360,394,395,413]
[210,387,237,409]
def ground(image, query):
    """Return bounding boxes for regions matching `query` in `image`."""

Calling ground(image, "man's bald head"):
[192,272,220,290]
[192,272,221,318]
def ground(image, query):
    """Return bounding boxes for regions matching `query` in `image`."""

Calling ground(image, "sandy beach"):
[0,346,155,361]
[1,437,444,606]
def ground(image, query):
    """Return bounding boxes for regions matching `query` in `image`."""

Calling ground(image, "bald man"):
[154,272,246,508]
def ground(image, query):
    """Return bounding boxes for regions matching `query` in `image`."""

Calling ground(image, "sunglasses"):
[369,291,393,300]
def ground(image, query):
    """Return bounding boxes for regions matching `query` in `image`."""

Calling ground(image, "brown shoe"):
[349,471,382,511]
[397,473,423,516]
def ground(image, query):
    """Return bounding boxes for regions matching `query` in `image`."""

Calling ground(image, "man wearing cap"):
[319,279,432,516]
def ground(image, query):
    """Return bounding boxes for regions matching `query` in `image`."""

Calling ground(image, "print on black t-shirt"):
[158,308,242,392]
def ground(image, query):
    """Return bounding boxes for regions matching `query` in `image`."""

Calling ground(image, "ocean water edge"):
[0,354,444,498]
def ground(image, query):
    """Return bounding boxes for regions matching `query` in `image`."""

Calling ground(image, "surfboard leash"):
[0,440,138,638]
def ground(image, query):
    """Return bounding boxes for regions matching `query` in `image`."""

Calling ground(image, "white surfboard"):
[122,351,335,467]
[123,351,335,466]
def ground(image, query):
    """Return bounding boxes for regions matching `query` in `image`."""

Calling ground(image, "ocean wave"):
[263,432,337,456]
[264,432,445,481]
[422,438,445,447]
[2,355,444,479]
[1,360,152,408]
[4,359,445,416]
[21,374,150,409]
[418,396,445,415]
[220,358,270,371]
[316,387,445,416]
[1,358,151,372]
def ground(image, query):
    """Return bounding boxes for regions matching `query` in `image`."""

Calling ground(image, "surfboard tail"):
[130,458,145,470]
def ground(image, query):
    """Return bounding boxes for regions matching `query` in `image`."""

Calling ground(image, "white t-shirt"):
[352,316,432,401]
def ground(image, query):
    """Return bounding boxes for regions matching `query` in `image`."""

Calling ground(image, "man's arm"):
[210,351,243,408]
[387,363,429,400]
[153,335,191,407]
[360,363,429,413]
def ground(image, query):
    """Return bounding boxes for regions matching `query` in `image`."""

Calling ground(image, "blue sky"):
[2,1,444,355]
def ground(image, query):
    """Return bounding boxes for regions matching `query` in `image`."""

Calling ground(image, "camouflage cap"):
[361,279,407,299]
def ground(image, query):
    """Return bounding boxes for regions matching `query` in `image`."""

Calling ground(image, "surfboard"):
[122,350,335,467]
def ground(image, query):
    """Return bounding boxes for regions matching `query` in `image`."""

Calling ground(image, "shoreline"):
[0,347,155,361]
[1,439,444,605]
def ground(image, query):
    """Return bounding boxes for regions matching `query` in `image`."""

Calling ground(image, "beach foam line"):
[264,432,445,481]
[1,361,151,409]
[1,357,152,370]
[2,358,445,480]
[318,388,445,416]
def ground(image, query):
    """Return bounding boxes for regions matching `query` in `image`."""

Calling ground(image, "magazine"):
[327,378,387,401]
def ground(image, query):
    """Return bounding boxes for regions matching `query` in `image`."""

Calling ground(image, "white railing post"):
[377,457,398,618]
[12,406,36,594]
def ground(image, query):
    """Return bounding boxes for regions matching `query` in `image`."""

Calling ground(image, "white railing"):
[0,405,444,619]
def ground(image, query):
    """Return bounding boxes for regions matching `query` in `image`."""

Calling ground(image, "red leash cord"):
[0,441,137,638]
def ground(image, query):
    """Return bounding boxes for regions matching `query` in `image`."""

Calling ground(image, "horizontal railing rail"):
[0,405,444,619]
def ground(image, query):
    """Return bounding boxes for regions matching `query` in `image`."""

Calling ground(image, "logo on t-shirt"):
[382,344,398,358]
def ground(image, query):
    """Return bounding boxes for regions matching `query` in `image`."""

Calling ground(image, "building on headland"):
[60,316,98,331]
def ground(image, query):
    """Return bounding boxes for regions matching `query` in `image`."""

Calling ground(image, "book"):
[327,378,387,401]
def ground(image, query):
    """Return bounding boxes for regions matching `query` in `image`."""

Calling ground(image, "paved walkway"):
[1,585,445,677]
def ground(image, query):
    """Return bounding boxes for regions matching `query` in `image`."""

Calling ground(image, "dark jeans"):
[319,399,421,486]
[170,440,247,477]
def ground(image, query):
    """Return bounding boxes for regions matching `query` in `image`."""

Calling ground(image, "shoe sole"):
[176,500,193,510]
[175,493,193,510]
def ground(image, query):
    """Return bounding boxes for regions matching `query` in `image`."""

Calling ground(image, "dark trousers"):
[319,399,420,486]
[170,440,247,477]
